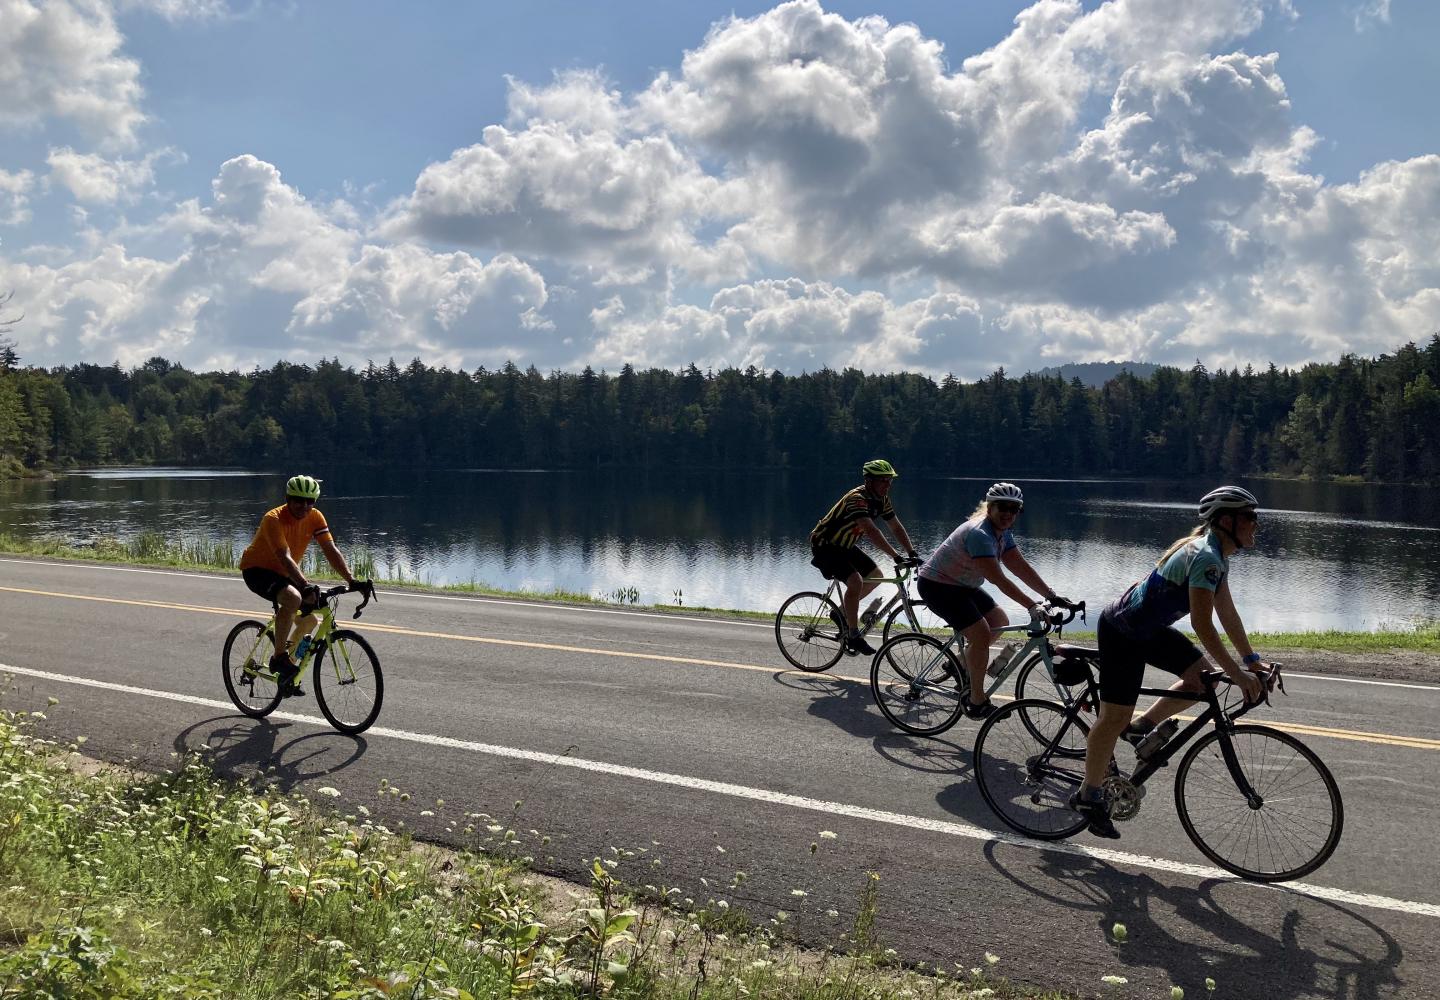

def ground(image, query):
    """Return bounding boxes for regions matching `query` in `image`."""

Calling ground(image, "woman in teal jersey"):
[1070,485,1271,839]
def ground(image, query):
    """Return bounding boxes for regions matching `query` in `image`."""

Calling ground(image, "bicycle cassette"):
[1103,775,1147,822]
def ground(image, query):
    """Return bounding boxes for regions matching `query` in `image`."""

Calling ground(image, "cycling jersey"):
[920,515,1016,589]
[239,505,332,576]
[1106,531,1228,638]
[810,486,895,548]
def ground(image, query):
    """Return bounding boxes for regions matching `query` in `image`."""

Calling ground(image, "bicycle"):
[222,581,384,735]
[973,660,1344,882]
[870,598,1090,737]
[774,557,941,672]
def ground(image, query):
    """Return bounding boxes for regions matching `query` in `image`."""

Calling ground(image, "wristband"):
[1242,652,1262,665]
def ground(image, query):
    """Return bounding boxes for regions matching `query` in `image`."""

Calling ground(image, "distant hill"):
[1028,361,1160,387]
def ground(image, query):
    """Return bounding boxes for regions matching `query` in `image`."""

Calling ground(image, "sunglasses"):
[992,501,1023,514]
[288,496,317,507]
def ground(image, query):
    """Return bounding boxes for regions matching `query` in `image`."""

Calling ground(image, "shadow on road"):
[773,671,893,739]
[172,714,369,792]
[982,843,1404,1000]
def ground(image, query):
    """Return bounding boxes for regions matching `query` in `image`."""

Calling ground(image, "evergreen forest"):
[1,331,1438,483]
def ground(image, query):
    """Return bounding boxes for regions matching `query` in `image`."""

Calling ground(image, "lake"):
[2,467,1437,632]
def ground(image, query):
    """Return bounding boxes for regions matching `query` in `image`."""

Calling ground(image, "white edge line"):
[5,557,1438,690]
[0,555,772,630]
[4,661,1437,921]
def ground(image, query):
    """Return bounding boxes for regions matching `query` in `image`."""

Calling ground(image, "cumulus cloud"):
[1353,0,1391,31]
[46,146,181,203]
[0,155,553,369]
[0,169,36,225]
[0,0,146,148]
[116,0,229,18]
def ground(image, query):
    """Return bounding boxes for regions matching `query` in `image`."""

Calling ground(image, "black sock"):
[1078,784,1106,803]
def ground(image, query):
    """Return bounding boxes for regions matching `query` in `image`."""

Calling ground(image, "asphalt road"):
[2,556,1437,999]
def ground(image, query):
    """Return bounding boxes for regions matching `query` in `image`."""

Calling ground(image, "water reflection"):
[2,468,1438,632]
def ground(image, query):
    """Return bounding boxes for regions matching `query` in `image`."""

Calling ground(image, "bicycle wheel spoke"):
[974,700,1089,840]
[1175,726,1342,881]
[222,620,283,718]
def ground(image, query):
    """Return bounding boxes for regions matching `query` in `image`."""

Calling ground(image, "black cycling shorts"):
[917,576,996,632]
[1096,612,1205,706]
[242,567,291,605]
[810,544,877,582]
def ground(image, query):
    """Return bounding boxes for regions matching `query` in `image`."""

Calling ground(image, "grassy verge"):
[1,531,1435,652]
[0,701,1071,1000]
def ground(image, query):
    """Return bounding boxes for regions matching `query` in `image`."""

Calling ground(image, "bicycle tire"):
[974,699,1090,840]
[1174,724,1343,882]
[221,619,283,719]
[870,632,966,736]
[774,591,847,672]
[1012,652,1093,757]
[313,629,384,735]
[881,599,950,644]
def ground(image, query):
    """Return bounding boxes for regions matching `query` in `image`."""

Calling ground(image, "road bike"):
[221,581,383,735]
[774,557,941,672]
[973,660,1344,882]
[869,598,1091,736]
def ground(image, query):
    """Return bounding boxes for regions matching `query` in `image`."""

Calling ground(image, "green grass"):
[0,700,1077,999]
[1,531,1436,652]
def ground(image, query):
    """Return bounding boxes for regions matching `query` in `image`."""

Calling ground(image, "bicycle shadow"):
[981,843,1405,1000]
[172,714,369,792]
[772,669,893,740]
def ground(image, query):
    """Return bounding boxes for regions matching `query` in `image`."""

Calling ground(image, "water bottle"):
[987,640,1020,677]
[860,597,882,629]
[1134,719,1179,760]
[293,634,313,663]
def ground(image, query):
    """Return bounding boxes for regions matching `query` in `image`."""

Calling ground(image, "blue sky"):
[3,0,1438,377]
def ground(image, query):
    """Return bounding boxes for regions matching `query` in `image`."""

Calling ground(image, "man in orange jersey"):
[239,474,360,695]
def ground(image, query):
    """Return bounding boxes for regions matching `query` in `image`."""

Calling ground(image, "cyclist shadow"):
[772,669,893,740]
[172,714,370,792]
[983,845,1404,1000]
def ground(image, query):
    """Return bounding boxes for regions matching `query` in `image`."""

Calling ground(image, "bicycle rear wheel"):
[221,619,283,718]
[775,591,846,672]
[1174,724,1343,882]
[314,629,384,735]
[974,699,1090,840]
[870,632,965,736]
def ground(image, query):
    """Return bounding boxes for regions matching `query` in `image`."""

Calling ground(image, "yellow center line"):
[4,584,1437,751]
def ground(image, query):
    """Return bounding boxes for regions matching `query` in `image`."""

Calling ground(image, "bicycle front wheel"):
[1174,724,1343,882]
[221,619,283,718]
[974,699,1090,840]
[314,629,385,735]
[775,591,846,672]
[870,632,965,736]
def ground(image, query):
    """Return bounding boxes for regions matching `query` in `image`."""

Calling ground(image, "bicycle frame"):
[241,590,361,685]
[821,564,925,636]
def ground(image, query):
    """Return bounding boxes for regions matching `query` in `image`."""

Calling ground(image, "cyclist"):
[1071,485,1271,839]
[917,482,1068,718]
[809,459,919,655]
[239,474,361,695]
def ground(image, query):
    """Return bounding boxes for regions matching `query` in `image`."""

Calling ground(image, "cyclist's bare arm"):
[976,556,1036,609]
[857,518,901,564]
[1190,588,1262,699]
[274,548,309,590]
[1214,580,1260,662]
[889,517,916,556]
[317,535,357,587]
[1000,548,1053,601]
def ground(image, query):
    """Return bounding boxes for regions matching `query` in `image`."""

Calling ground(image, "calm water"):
[2,467,1438,632]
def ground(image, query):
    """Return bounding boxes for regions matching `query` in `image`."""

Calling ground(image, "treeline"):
[2,337,1439,481]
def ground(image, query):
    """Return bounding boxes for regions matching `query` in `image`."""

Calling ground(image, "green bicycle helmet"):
[285,474,322,500]
[862,459,898,478]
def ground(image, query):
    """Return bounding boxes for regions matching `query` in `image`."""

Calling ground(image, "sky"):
[1,0,1437,379]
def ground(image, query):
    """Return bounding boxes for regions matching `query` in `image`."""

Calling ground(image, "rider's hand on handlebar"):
[1231,668,1264,704]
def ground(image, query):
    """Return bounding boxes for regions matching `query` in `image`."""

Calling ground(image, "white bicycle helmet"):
[984,482,1024,507]
[1198,485,1259,522]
